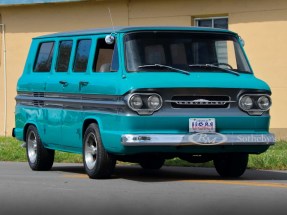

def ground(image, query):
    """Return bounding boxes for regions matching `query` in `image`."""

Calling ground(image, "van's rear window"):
[34,42,55,72]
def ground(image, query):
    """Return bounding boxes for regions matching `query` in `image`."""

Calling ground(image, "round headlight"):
[258,96,271,110]
[129,95,143,109]
[239,96,253,110]
[147,95,162,110]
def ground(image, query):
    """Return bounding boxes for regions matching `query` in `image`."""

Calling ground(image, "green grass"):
[0,137,82,163]
[165,141,287,170]
[248,141,287,170]
[1,136,287,170]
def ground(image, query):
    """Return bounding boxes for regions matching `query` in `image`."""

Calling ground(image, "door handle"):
[59,80,68,87]
[79,81,89,86]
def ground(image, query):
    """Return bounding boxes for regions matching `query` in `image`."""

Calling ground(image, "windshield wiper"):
[138,64,190,75]
[188,64,240,76]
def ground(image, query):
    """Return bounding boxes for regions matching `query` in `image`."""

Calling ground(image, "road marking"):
[62,174,287,188]
[180,180,287,188]
[63,174,88,179]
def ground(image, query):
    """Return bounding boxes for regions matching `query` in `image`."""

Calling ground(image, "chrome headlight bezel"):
[257,95,272,111]
[238,94,272,115]
[129,94,143,110]
[126,93,163,115]
[147,94,162,110]
[239,95,254,110]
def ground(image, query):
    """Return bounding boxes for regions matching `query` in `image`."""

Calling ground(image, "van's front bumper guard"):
[121,133,275,146]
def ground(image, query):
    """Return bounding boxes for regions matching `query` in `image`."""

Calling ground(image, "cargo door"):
[61,38,93,151]
[42,40,73,148]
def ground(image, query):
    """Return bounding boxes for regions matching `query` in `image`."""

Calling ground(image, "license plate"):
[189,118,216,133]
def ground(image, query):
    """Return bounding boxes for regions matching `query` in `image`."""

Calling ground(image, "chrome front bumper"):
[121,133,275,146]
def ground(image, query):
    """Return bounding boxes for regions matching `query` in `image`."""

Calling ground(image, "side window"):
[111,44,119,71]
[73,39,92,72]
[34,42,55,72]
[56,40,73,72]
[93,38,118,72]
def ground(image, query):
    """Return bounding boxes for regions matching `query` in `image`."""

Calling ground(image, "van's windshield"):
[124,32,252,74]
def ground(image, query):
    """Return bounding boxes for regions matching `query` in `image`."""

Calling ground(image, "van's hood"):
[119,72,271,94]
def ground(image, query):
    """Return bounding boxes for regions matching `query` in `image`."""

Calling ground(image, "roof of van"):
[35,26,237,39]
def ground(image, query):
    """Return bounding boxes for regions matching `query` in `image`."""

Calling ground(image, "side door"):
[43,39,73,146]
[61,37,94,150]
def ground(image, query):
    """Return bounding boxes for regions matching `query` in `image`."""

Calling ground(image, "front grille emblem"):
[166,99,235,106]
[165,96,236,108]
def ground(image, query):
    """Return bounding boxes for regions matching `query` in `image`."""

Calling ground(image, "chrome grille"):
[166,95,234,108]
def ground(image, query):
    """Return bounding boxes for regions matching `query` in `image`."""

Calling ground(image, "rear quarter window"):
[34,42,55,72]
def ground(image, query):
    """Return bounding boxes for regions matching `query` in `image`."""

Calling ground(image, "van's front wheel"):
[213,153,248,178]
[83,123,116,179]
[26,125,54,171]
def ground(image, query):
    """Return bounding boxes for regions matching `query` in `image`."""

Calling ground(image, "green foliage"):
[1,137,287,170]
[0,137,82,163]
[165,141,287,170]
[0,137,27,162]
[248,141,287,170]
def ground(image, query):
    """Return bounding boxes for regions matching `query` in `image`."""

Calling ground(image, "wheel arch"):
[82,117,103,140]
[23,122,38,142]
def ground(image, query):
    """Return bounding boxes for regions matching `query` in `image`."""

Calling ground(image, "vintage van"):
[13,26,275,179]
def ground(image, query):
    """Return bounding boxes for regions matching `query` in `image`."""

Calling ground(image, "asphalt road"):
[1,162,287,215]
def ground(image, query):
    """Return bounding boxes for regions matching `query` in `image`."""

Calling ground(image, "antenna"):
[105,7,116,44]
[108,7,115,34]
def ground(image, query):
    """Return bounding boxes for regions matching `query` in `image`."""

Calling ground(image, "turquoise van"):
[13,26,275,179]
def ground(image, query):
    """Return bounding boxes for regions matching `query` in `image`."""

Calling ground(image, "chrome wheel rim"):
[27,131,37,163]
[85,133,98,170]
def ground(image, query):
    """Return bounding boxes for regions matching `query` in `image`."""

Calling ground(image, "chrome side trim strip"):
[16,95,125,106]
[15,92,125,110]
[121,133,275,146]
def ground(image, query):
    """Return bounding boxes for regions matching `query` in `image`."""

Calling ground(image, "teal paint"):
[15,26,274,157]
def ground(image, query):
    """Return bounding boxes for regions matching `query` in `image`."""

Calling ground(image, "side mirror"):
[105,35,115,45]
[239,36,245,47]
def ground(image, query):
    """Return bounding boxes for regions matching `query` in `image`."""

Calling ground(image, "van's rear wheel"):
[213,153,248,178]
[139,158,165,170]
[26,125,54,171]
[83,123,116,179]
